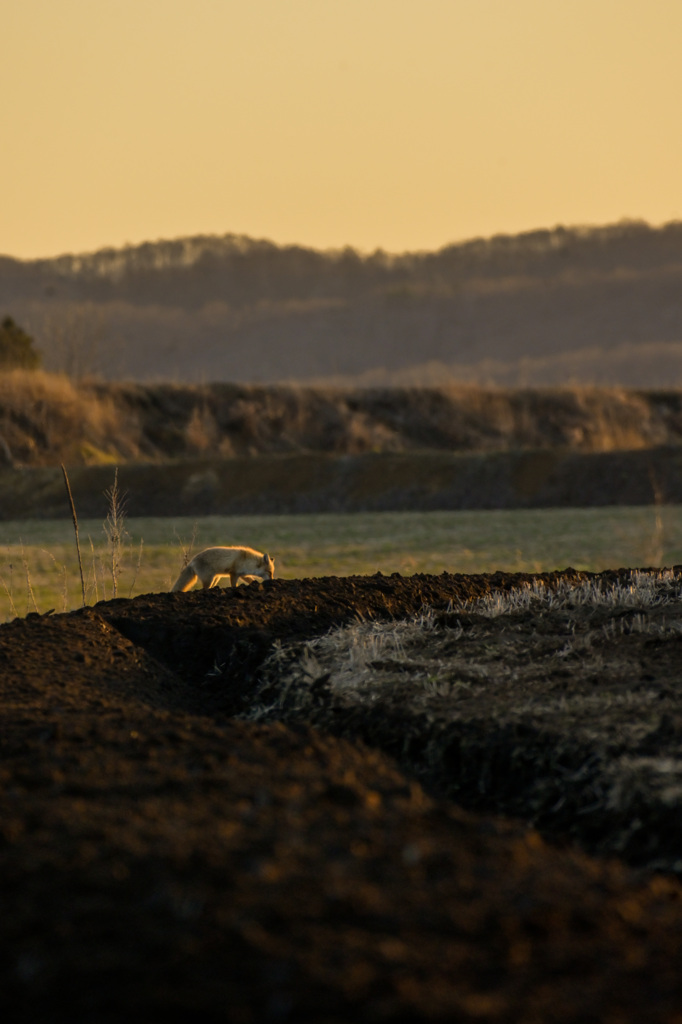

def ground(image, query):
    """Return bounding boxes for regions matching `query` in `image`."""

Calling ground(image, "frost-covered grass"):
[255,569,682,714]
[246,568,682,872]
[467,568,682,616]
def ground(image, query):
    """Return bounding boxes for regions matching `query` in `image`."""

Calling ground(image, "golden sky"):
[3,0,682,258]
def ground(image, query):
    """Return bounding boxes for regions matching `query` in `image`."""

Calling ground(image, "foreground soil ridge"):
[4,568,682,1021]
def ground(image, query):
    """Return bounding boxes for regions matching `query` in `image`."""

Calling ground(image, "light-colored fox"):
[171,546,275,592]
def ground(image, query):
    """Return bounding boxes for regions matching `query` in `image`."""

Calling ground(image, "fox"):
[171,546,275,592]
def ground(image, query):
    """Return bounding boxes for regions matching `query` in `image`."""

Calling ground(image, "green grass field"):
[1,505,681,621]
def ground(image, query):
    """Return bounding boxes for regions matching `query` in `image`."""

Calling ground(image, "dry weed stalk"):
[19,544,39,615]
[39,549,69,612]
[61,463,86,607]
[0,557,18,621]
[103,468,128,599]
[647,466,665,566]
[87,535,100,604]
[127,539,144,599]
[174,522,198,568]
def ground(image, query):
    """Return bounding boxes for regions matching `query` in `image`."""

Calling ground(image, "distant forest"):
[3,220,682,386]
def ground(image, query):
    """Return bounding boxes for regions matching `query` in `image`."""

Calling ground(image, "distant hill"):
[3,221,682,386]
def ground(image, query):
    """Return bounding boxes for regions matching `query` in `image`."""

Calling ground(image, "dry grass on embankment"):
[2,370,682,468]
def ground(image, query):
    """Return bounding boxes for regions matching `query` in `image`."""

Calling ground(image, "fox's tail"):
[171,565,198,592]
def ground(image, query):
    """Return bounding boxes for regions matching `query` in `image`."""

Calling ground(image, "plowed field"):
[3,570,682,1022]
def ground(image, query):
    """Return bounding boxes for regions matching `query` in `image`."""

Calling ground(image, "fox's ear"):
[263,553,271,562]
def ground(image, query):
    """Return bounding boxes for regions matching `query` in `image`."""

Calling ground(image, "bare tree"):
[34,303,107,379]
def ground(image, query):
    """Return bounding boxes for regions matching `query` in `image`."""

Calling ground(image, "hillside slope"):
[2,373,682,468]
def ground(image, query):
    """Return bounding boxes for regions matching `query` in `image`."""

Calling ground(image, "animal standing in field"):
[171,546,275,591]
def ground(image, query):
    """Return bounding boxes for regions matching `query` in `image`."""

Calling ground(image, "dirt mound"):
[4,571,682,1022]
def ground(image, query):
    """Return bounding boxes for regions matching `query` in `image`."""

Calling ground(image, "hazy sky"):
[3,0,682,258]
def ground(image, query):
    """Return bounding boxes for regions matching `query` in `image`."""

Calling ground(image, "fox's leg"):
[230,572,239,587]
[201,575,218,589]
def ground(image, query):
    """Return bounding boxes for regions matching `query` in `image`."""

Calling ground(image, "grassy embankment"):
[1,505,680,621]
[3,368,682,468]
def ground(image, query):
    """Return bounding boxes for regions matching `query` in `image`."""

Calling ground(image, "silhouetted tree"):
[0,316,41,370]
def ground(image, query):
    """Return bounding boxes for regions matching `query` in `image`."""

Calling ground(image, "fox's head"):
[261,553,275,579]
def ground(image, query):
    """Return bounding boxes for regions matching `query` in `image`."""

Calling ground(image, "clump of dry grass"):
[102,468,128,598]
[185,404,220,454]
[0,369,139,465]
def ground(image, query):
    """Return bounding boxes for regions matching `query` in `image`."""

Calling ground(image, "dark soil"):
[4,570,682,1022]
